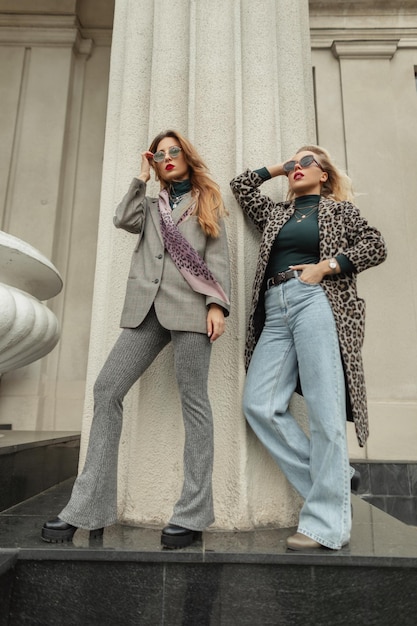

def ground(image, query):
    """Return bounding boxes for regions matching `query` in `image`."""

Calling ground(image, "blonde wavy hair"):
[287,145,355,203]
[149,130,226,237]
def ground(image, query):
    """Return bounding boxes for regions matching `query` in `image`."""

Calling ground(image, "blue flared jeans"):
[243,277,351,549]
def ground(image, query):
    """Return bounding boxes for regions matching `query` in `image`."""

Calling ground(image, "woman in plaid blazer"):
[42,130,230,548]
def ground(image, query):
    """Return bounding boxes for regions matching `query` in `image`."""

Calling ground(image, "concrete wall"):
[309,0,417,461]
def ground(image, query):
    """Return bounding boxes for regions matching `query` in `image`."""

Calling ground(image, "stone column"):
[82,0,315,529]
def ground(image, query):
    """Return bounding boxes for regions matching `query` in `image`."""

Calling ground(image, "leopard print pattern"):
[230,169,387,447]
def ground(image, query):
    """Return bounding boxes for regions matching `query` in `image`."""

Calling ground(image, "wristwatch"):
[328,258,338,274]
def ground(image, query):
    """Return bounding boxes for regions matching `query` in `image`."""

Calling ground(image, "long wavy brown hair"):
[149,130,226,237]
[287,145,355,203]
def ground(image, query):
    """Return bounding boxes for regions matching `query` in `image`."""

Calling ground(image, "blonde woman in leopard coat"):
[230,145,386,551]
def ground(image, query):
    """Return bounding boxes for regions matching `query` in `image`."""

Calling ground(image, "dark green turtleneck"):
[266,194,321,275]
[254,167,355,276]
[168,180,192,209]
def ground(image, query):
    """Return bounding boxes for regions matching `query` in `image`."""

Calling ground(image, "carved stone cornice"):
[0,14,111,52]
[331,39,399,59]
[311,28,417,54]
[309,0,417,14]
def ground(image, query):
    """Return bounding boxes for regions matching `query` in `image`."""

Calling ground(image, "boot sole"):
[161,530,201,549]
[41,527,104,543]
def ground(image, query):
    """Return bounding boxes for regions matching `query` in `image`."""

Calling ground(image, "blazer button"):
[156,254,163,259]
[153,279,159,284]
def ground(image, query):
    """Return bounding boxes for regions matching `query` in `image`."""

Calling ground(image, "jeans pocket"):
[296,276,321,288]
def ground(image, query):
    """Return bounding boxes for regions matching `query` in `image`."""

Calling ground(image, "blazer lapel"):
[150,192,195,245]
[171,194,195,224]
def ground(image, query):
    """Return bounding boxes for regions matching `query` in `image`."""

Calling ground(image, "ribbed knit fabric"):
[169,329,214,530]
[59,306,214,531]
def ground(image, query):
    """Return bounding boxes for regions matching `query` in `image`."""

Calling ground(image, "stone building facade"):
[0,0,416,528]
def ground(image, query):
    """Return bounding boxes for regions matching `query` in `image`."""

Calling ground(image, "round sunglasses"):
[153,145,182,163]
[283,154,324,173]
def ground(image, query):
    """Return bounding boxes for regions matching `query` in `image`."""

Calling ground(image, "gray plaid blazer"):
[114,178,230,333]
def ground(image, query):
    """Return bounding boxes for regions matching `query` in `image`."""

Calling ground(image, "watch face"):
[329,260,337,269]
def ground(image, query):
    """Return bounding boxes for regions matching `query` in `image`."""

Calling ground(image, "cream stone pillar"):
[82,0,315,529]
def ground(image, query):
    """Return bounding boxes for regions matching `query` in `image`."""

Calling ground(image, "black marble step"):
[1,480,417,625]
[0,431,80,513]
[352,461,417,525]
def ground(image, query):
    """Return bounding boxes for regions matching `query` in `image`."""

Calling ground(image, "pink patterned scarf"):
[158,188,229,307]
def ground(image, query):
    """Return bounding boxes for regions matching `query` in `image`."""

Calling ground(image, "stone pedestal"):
[0,231,62,373]
[82,0,315,529]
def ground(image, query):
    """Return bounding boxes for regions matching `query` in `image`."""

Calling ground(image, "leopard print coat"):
[230,169,387,447]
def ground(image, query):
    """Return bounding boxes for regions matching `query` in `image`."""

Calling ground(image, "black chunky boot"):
[41,517,104,543]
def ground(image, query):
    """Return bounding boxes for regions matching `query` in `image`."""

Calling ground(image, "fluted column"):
[82,0,315,529]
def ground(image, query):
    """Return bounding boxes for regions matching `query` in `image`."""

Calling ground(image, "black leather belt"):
[266,269,300,290]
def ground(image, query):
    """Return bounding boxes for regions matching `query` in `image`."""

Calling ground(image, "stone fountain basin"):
[0,231,62,301]
[0,231,62,373]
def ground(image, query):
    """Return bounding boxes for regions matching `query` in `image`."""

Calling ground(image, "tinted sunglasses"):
[153,145,182,163]
[283,154,324,173]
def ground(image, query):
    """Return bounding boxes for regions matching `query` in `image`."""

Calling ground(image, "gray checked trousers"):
[59,306,214,531]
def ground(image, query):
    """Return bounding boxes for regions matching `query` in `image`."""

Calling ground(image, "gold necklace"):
[293,204,318,223]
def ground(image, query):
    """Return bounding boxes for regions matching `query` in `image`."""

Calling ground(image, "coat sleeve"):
[341,202,387,273]
[204,217,231,316]
[230,169,276,233]
[113,178,149,234]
